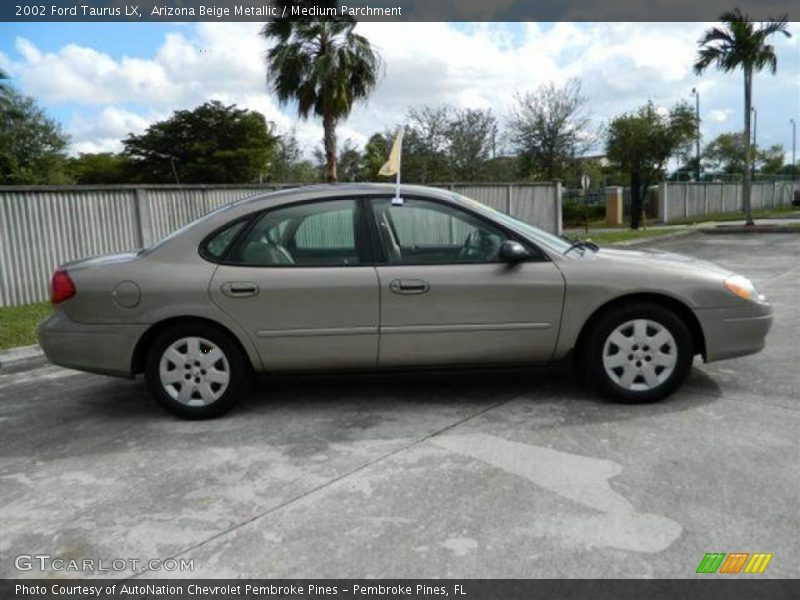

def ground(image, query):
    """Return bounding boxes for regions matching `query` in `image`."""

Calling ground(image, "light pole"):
[152,151,180,184]
[791,118,796,181]
[691,88,701,181]
[751,107,757,180]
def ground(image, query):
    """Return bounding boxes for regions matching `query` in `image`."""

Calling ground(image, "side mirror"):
[498,240,530,263]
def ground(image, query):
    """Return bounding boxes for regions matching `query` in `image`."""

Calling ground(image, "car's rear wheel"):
[145,324,250,419]
[583,303,694,403]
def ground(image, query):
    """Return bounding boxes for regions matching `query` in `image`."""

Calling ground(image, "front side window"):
[227,199,362,267]
[458,193,571,254]
[371,197,506,264]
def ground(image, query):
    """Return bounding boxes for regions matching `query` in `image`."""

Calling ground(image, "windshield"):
[456,193,573,254]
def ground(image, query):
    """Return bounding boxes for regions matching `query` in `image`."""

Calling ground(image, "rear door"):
[369,196,565,367]
[209,198,379,371]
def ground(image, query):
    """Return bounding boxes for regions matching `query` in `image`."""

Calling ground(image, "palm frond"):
[756,17,791,38]
[695,9,791,77]
[263,19,381,123]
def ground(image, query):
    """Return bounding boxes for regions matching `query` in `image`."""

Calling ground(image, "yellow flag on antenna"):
[378,128,404,177]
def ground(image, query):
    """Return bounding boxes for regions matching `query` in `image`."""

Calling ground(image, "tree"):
[337,139,363,182]
[672,156,702,182]
[360,132,390,181]
[703,132,750,174]
[404,105,454,183]
[448,108,497,181]
[757,144,784,175]
[67,152,134,184]
[262,17,381,183]
[482,156,520,182]
[0,87,70,184]
[123,101,278,183]
[507,79,593,181]
[269,130,319,183]
[606,101,696,230]
[695,9,791,225]
[0,68,9,94]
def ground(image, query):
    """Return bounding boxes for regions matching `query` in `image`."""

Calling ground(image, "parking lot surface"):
[1,233,798,579]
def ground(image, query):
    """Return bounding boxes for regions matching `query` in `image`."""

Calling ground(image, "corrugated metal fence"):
[657,181,800,223]
[0,183,562,307]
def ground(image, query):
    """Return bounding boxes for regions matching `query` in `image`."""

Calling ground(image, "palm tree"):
[262,19,381,182]
[694,9,791,225]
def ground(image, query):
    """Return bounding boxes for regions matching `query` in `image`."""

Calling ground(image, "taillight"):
[51,269,76,304]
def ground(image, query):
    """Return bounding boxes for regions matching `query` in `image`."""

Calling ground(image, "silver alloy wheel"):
[158,337,230,406]
[602,319,678,392]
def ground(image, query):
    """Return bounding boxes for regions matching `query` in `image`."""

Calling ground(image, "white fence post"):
[658,181,669,223]
[683,183,689,218]
[555,181,563,235]
[134,187,153,248]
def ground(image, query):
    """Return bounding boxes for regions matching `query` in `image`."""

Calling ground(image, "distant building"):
[581,154,610,168]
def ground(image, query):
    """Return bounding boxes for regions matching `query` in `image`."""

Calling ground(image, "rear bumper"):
[38,311,146,378]
[695,302,773,363]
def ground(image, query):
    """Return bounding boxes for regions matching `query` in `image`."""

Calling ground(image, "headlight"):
[724,275,763,302]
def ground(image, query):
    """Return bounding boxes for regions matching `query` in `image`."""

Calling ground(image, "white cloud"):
[69,107,158,154]
[10,24,266,108]
[4,21,799,157]
[708,109,732,123]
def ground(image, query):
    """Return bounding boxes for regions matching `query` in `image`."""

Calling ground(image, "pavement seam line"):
[763,262,800,283]
[127,387,534,579]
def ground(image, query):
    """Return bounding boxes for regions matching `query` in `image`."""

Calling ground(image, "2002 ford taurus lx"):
[38,184,773,418]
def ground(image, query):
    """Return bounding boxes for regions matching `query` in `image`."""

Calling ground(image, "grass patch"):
[0,302,51,351]
[572,228,685,245]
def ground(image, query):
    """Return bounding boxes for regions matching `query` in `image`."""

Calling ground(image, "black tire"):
[145,323,251,419]
[582,303,694,403]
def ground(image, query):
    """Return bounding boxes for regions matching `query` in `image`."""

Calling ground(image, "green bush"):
[563,201,605,226]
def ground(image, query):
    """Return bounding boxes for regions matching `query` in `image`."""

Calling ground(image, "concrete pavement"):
[1,233,798,579]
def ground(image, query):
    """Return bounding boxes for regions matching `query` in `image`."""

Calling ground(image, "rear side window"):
[227,199,362,267]
[203,220,247,260]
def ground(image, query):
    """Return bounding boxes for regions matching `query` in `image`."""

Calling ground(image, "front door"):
[369,197,565,367]
[209,198,379,371]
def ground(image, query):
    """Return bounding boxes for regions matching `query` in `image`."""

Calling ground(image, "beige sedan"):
[39,184,773,418]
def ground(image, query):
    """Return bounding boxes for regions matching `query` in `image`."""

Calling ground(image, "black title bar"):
[3,579,800,600]
[3,0,800,22]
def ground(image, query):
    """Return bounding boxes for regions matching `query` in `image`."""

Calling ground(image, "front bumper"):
[38,311,147,378]
[694,301,773,363]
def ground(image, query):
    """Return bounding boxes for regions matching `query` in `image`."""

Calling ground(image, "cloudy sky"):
[1,21,799,161]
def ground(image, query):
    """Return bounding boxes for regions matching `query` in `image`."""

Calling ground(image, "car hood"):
[63,251,141,271]
[587,247,734,277]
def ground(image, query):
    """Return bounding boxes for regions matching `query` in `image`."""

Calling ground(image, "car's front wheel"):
[583,303,694,403]
[145,323,250,419]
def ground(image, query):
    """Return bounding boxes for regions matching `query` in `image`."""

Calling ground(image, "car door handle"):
[389,279,430,295]
[221,282,259,298]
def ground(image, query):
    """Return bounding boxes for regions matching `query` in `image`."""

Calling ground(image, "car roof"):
[234,183,458,208]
